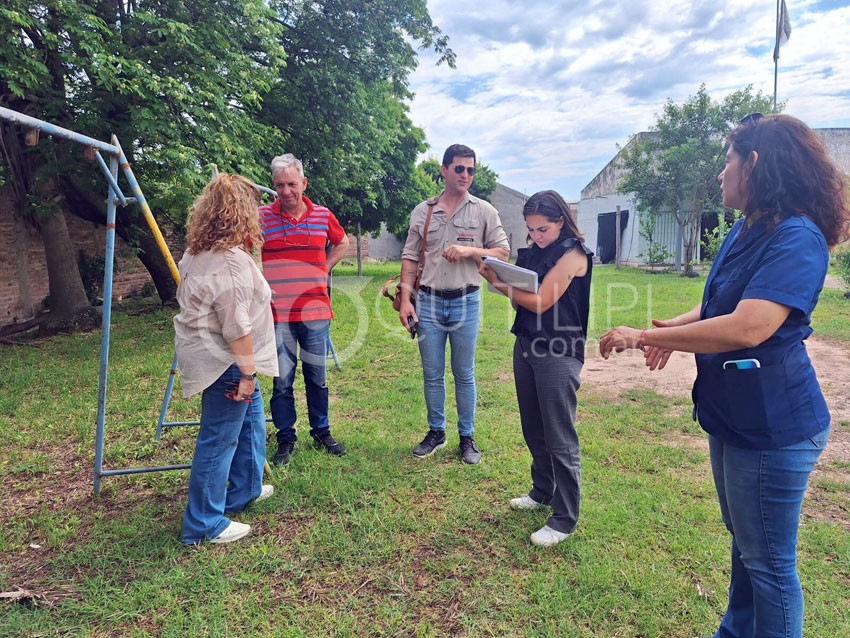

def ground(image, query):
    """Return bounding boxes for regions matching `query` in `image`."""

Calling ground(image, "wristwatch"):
[241,371,258,380]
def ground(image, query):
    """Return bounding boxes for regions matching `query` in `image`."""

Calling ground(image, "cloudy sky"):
[406,0,850,201]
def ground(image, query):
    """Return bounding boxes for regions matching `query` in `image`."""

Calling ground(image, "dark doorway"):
[596,210,629,264]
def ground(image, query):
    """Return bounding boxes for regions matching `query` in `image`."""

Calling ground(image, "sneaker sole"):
[210,526,251,544]
[510,500,546,511]
[412,441,446,458]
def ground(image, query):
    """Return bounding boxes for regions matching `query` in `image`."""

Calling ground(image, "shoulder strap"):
[413,200,437,291]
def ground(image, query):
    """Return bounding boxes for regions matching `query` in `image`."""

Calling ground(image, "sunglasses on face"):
[739,112,764,127]
[452,165,475,175]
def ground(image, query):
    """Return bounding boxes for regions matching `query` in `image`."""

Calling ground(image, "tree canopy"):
[617,85,776,275]
[0,0,454,313]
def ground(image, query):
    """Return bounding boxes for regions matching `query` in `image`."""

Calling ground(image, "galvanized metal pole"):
[93,154,120,495]
[0,106,119,155]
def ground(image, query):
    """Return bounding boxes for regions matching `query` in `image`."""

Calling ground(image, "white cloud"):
[408,0,850,198]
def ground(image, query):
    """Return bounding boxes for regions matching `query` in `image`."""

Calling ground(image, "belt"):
[419,285,479,299]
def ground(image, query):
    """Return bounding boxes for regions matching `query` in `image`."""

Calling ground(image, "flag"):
[773,0,792,62]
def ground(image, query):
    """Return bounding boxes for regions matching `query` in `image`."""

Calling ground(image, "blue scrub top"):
[693,215,830,449]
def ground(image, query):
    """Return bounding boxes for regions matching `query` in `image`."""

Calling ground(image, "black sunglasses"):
[739,112,764,127]
[452,165,475,175]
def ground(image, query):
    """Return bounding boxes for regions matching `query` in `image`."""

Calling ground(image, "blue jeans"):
[270,320,330,443]
[708,427,829,638]
[416,289,480,437]
[182,364,267,544]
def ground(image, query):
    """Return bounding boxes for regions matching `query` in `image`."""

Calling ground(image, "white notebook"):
[482,256,539,293]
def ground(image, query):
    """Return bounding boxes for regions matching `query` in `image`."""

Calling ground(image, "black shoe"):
[412,429,446,458]
[313,432,346,456]
[459,435,481,465]
[272,441,295,467]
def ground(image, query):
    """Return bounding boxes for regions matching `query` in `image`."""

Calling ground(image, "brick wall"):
[0,210,155,327]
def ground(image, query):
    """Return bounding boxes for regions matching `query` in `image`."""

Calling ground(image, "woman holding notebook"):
[480,190,593,547]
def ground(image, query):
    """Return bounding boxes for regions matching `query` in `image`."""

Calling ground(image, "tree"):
[0,107,93,327]
[258,1,454,239]
[637,210,673,271]
[1,0,288,316]
[618,85,776,276]
[1,0,453,321]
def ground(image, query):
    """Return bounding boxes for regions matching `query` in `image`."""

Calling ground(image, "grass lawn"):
[1,263,848,637]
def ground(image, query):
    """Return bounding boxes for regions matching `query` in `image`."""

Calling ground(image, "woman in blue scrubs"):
[599,113,850,638]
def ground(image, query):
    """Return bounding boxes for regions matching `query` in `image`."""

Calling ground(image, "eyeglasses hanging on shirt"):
[281,222,312,247]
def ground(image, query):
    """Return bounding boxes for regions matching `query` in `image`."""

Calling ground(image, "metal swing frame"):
[0,106,185,494]
[1,106,341,494]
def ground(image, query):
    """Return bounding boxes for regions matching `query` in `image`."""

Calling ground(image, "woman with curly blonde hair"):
[174,173,279,545]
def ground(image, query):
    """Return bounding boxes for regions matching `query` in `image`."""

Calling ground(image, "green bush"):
[702,210,741,262]
[835,248,850,291]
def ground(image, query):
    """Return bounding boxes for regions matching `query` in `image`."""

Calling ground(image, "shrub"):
[835,247,850,292]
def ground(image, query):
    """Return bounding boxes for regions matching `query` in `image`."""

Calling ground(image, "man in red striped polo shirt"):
[260,154,350,466]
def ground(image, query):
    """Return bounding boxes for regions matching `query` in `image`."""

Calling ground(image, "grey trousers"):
[513,336,582,534]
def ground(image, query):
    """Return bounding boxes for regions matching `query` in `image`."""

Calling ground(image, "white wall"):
[577,193,640,263]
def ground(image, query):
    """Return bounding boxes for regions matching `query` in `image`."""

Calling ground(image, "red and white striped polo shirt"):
[259,196,346,323]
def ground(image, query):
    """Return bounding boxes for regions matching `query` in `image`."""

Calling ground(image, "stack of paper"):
[481,256,538,293]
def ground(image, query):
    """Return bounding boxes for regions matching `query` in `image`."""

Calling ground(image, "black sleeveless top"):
[510,238,593,362]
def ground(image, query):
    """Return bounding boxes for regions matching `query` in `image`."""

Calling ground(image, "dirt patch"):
[582,336,850,529]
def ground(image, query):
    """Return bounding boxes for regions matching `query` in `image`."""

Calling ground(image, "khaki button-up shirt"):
[402,192,509,290]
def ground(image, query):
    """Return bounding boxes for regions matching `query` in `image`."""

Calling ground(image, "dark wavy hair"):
[729,113,850,248]
[442,143,476,167]
[523,190,584,244]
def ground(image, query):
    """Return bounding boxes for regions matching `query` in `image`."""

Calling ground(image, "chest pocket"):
[452,214,480,245]
[424,215,448,251]
[704,248,767,319]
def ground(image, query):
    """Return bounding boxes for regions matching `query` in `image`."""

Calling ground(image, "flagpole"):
[773,0,780,112]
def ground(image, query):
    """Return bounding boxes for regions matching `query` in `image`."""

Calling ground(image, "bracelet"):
[241,371,257,380]
[638,330,647,349]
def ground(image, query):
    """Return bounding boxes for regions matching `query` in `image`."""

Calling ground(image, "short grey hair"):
[270,153,304,178]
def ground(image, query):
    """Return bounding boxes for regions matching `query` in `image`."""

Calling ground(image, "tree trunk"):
[0,184,36,320]
[2,116,95,330]
[34,206,91,318]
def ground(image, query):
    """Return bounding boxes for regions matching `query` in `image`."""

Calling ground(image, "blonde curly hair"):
[185,174,263,254]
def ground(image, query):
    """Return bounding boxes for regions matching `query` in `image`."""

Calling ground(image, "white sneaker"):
[210,521,251,544]
[510,494,546,510]
[530,525,572,547]
[256,484,274,502]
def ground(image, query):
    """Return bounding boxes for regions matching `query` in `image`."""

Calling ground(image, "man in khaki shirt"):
[398,144,509,464]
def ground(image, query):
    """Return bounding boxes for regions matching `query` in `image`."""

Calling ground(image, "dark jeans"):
[513,336,582,534]
[270,320,330,444]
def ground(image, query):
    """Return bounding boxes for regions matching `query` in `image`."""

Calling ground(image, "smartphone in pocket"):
[723,358,761,370]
